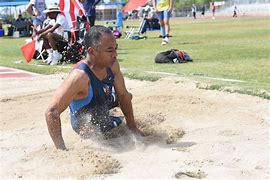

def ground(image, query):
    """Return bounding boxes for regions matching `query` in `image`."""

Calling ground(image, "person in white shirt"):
[35,4,70,65]
[191,4,197,19]
[26,0,46,37]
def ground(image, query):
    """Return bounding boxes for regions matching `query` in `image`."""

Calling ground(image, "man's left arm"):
[112,61,142,135]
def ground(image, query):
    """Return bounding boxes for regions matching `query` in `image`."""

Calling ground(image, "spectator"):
[201,4,206,17]
[233,4,237,18]
[146,7,160,31]
[16,14,25,21]
[147,7,159,20]
[26,0,46,37]
[35,4,70,65]
[152,0,173,45]
[12,14,28,36]
[211,1,216,19]
[79,0,101,27]
[191,4,197,19]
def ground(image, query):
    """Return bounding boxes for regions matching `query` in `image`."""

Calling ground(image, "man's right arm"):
[45,69,89,150]
[26,4,34,16]
[26,0,36,16]
[38,24,60,39]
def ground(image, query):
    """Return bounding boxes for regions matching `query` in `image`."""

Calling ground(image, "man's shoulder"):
[64,69,89,88]
[70,68,89,79]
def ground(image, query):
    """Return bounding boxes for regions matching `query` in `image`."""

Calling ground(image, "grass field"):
[0,17,269,99]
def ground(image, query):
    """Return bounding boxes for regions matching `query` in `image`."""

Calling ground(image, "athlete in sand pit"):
[45,25,143,150]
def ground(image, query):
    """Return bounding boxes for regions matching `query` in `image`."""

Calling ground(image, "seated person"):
[146,7,160,30]
[147,7,159,20]
[12,14,28,36]
[25,18,33,35]
[16,14,25,21]
[34,4,70,65]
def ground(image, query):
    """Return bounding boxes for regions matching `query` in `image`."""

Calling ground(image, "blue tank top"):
[69,62,120,133]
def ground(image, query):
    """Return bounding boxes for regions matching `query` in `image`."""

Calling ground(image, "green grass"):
[0,17,270,98]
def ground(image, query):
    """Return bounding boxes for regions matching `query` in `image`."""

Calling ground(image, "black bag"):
[155,49,192,63]
[61,41,86,63]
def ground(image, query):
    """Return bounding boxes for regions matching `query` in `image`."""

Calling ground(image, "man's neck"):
[85,59,107,80]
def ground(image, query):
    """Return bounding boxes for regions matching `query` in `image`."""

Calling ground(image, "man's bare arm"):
[45,70,89,149]
[36,25,52,36]
[112,61,141,134]
[26,4,34,16]
[38,24,60,39]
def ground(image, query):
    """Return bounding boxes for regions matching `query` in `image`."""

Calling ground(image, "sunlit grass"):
[0,17,269,98]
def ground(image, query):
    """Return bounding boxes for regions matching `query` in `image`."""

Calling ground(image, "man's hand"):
[37,31,46,41]
[55,142,67,150]
[130,127,145,137]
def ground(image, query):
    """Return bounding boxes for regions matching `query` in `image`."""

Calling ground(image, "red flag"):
[20,40,36,63]
[59,0,85,32]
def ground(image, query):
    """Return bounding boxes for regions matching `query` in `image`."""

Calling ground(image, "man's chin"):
[110,60,116,67]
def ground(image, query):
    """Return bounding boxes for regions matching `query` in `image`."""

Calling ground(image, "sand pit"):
[0,74,269,179]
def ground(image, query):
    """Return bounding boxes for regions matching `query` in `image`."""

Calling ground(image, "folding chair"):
[125,17,148,39]
[36,49,46,61]
[32,20,51,61]
[35,39,47,62]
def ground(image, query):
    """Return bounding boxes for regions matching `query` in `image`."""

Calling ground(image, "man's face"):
[47,12,57,19]
[93,33,117,68]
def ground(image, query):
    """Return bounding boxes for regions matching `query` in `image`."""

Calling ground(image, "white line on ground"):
[199,76,246,83]
[145,71,177,76]
[144,70,246,83]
